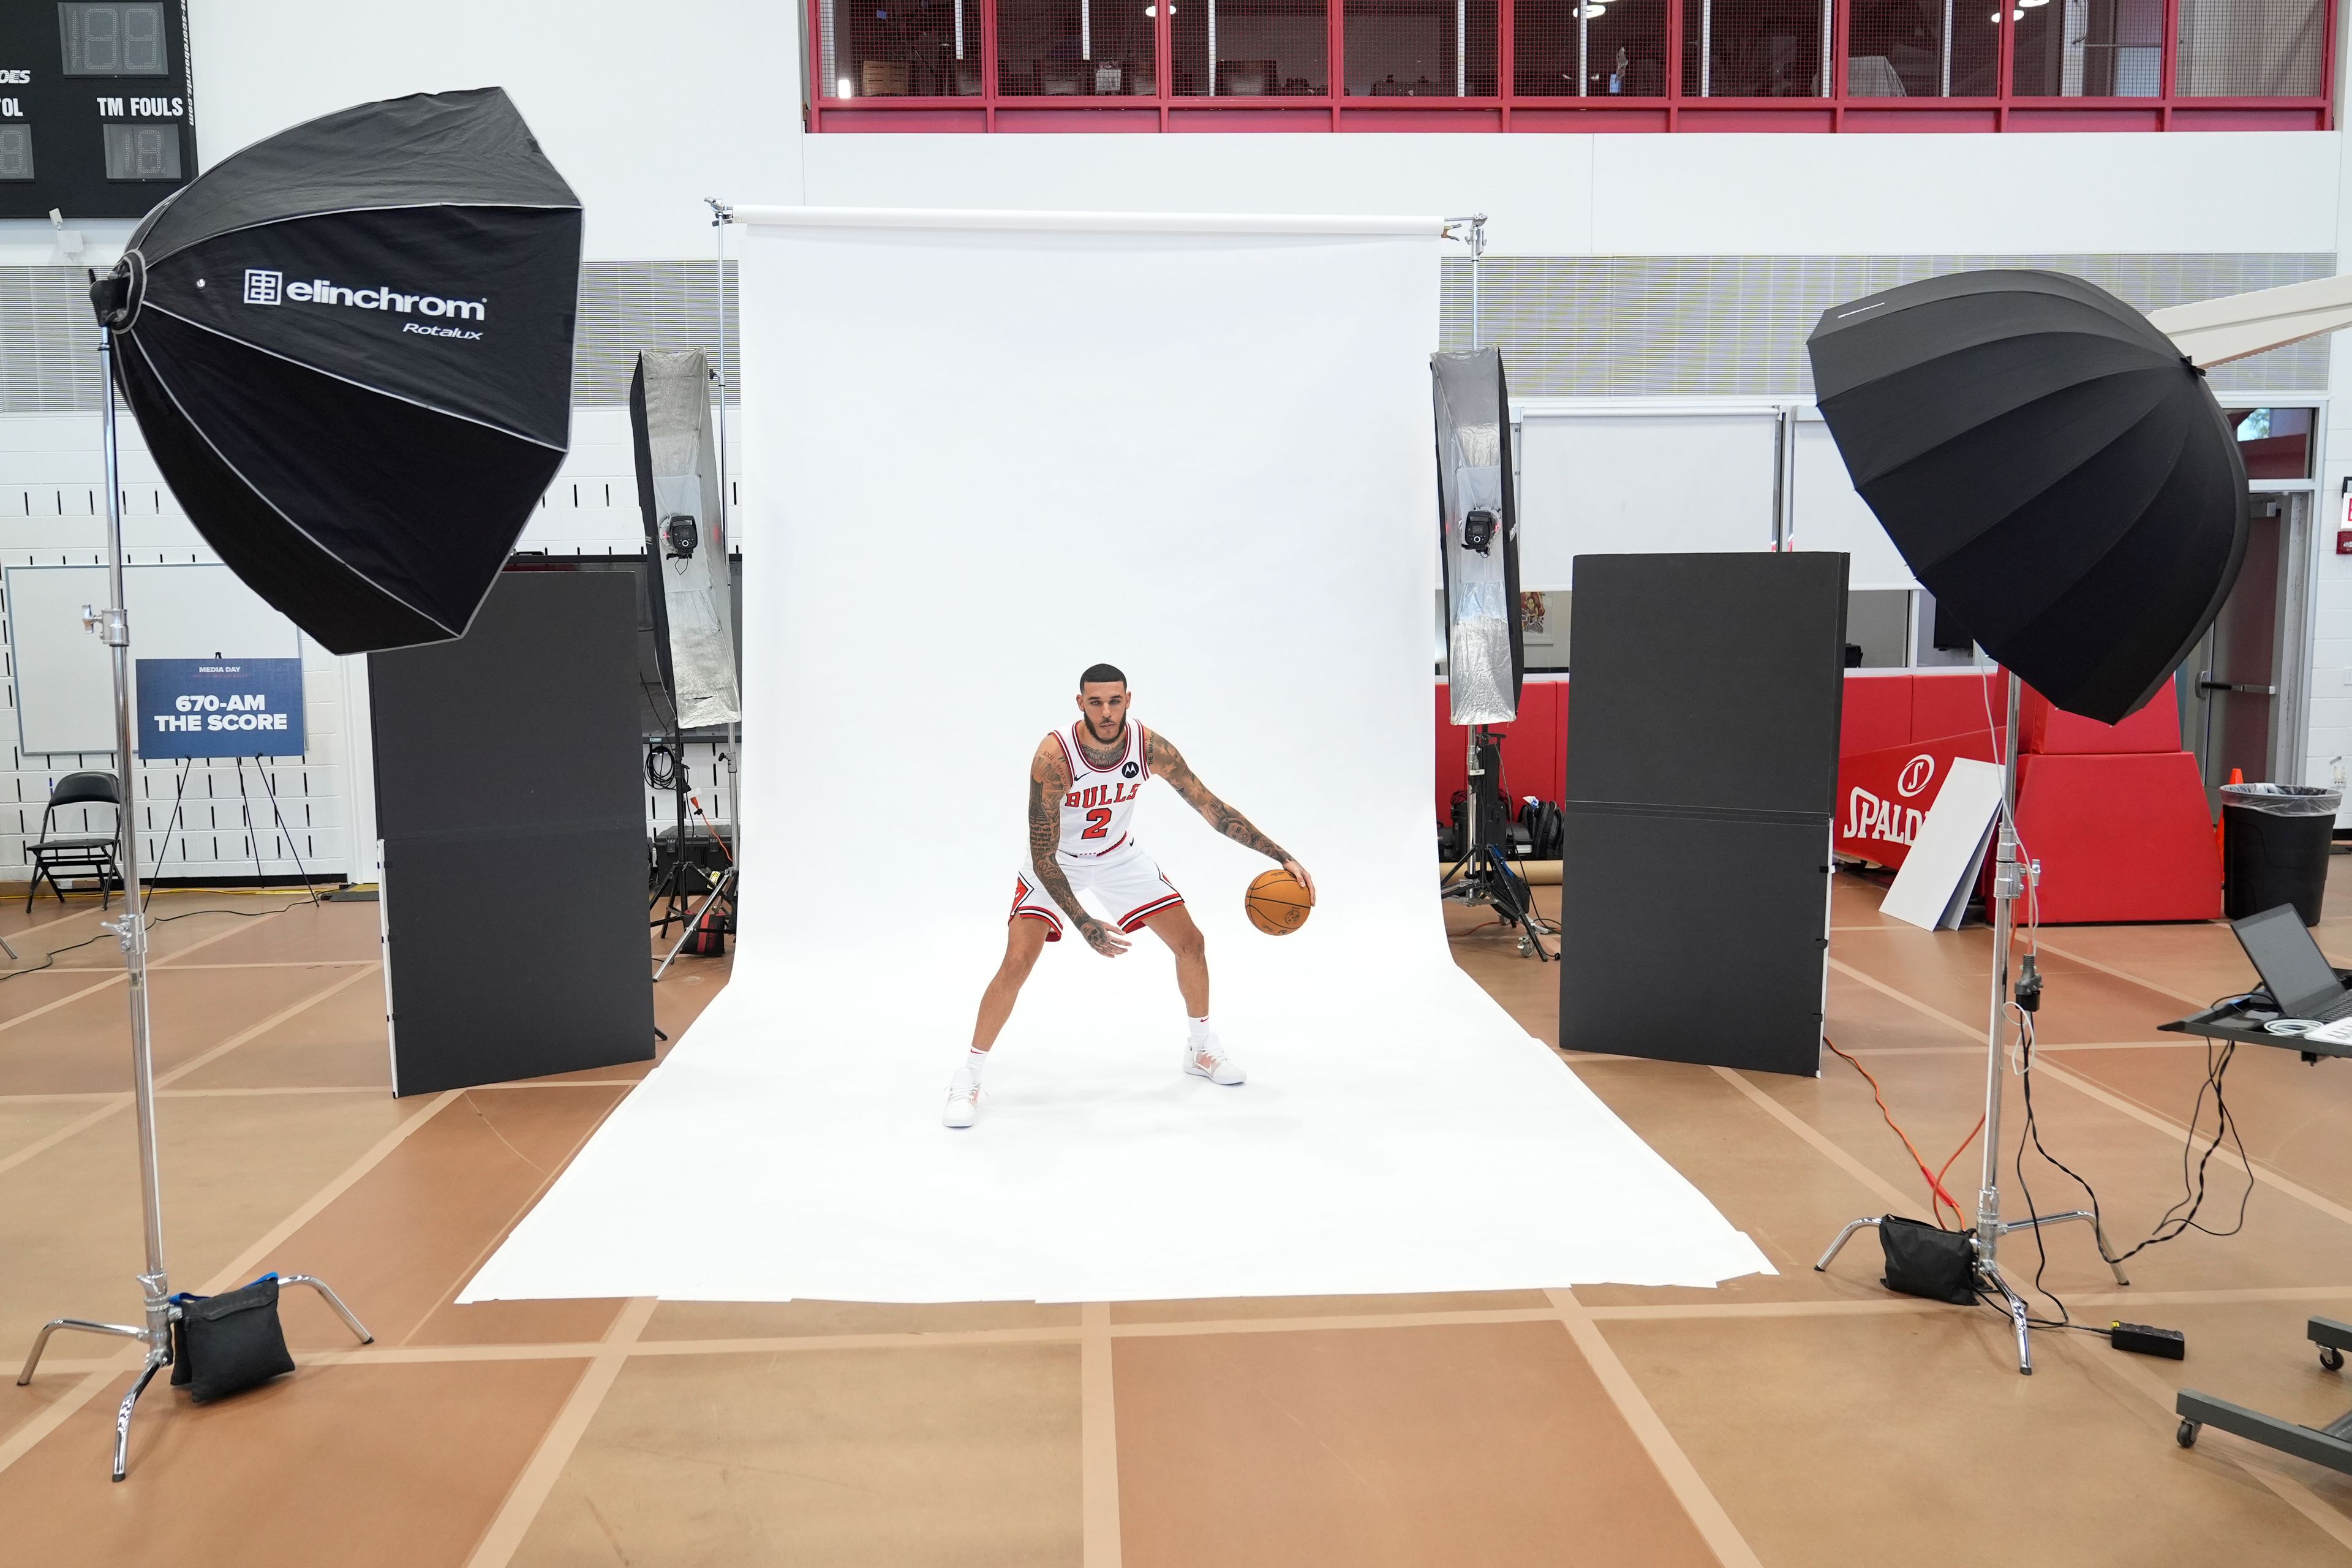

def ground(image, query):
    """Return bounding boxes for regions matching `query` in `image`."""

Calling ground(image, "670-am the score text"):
[153,693,290,734]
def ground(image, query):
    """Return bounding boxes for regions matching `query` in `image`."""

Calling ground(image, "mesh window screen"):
[2013,0,2163,96]
[1345,0,1498,94]
[1000,0,1159,93]
[1438,252,2334,398]
[1172,0,1328,93]
[824,0,987,96]
[1842,0,1997,95]
[1680,0,1831,94]
[1517,0,1670,95]
[2175,0,2324,94]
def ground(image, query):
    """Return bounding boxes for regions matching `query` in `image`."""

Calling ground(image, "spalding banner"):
[1836,731,1998,869]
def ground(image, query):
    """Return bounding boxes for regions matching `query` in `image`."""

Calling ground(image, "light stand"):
[1440,723,1553,961]
[647,734,703,937]
[1433,214,1547,959]
[13,315,371,1480]
[1816,670,2127,1373]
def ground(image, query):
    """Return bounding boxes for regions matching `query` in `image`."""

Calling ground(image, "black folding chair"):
[26,771,124,911]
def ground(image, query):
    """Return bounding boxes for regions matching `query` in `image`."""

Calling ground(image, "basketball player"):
[944,664,1313,1128]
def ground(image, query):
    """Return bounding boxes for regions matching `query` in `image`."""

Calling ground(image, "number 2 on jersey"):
[1081,807,1112,839]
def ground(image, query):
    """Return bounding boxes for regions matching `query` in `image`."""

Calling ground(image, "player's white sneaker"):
[1184,1034,1245,1086]
[943,1077,980,1128]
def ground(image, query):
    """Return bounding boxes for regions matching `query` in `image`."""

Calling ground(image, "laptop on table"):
[2231,904,2352,1021]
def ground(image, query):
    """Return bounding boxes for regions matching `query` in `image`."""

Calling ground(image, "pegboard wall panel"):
[0,263,739,416]
[0,413,356,884]
[0,551,353,886]
[643,740,736,841]
[517,406,743,556]
[0,404,744,886]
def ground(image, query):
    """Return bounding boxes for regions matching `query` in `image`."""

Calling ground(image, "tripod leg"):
[1813,1216,1883,1272]
[1999,1209,2131,1287]
[277,1275,373,1344]
[111,1349,166,1482]
[1981,1266,2034,1376]
[18,1317,145,1384]
[655,867,734,982]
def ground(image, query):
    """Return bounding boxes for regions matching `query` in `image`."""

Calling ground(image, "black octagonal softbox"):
[94,88,583,654]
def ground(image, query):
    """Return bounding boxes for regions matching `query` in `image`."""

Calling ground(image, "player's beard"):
[1084,712,1127,748]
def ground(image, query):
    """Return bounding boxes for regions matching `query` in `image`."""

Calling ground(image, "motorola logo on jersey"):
[1121,761,1139,779]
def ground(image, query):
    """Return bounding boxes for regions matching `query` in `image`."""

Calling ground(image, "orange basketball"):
[1245,869,1314,935]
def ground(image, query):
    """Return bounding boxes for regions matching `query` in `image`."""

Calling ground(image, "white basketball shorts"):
[1008,840,1185,941]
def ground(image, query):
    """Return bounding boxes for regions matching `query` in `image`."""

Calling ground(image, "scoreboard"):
[0,2,195,220]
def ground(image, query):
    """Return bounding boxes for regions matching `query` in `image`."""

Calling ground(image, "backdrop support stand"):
[1816,670,2126,1372]
[1442,213,1487,347]
[13,319,371,1480]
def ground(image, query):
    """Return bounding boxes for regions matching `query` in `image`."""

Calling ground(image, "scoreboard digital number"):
[0,2,194,220]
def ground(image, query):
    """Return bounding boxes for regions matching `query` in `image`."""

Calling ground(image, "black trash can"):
[2222,784,2342,927]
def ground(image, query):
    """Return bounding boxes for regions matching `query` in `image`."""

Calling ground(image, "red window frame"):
[807,0,2334,131]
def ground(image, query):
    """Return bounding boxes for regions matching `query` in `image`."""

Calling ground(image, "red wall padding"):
[1434,679,1568,822]
[2014,750,2221,922]
[1909,668,2008,747]
[1437,671,2217,922]
[1840,674,1912,756]
[2018,676,2182,755]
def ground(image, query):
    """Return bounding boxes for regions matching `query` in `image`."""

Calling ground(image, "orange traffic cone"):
[2217,767,2243,867]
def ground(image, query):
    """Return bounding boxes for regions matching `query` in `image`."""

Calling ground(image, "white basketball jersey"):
[1050,720,1150,859]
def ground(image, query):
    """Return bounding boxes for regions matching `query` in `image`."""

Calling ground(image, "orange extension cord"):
[689,793,734,864]
[1823,1036,1983,1230]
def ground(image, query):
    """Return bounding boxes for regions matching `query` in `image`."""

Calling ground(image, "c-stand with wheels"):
[1440,725,1553,961]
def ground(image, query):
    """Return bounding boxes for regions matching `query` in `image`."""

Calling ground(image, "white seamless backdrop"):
[462,209,1771,1304]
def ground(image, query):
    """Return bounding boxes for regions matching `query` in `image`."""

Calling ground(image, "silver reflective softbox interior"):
[629,349,741,729]
[1433,347,1522,725]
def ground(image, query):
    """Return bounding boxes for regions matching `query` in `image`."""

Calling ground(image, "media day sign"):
[134,659,305,760]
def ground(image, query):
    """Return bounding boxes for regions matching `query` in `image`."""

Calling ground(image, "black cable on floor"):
[2016,1024,2252,1269]
[0,896,321,985]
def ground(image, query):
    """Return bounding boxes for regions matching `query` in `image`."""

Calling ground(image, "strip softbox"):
[629,350,740,729]
[1434,349,1523,725]
[92,88,584,654]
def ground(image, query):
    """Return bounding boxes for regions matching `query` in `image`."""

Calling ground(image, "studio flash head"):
[1461,508,1498,555]
[663,513,699,559]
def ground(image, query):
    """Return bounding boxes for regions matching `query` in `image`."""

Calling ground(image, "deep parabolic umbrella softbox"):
[92,88,582,654]
[1806,270,2247,725]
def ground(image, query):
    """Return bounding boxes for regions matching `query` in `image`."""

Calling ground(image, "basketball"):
[1245,869,1314,935]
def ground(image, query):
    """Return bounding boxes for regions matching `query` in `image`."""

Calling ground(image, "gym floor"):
[3,869,2352,1566]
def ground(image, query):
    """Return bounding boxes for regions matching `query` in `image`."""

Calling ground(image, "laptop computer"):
[2231,904,2352,1020]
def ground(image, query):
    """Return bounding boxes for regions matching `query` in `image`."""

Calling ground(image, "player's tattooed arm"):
[1029,739,1131,957]
[1145,731,1315,895]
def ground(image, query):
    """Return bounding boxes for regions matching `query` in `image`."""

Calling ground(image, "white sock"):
[1187,1016,1212,1042]
[956,1048,990,1084]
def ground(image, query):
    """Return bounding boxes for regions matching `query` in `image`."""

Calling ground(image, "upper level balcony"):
[809,0,2333,131]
